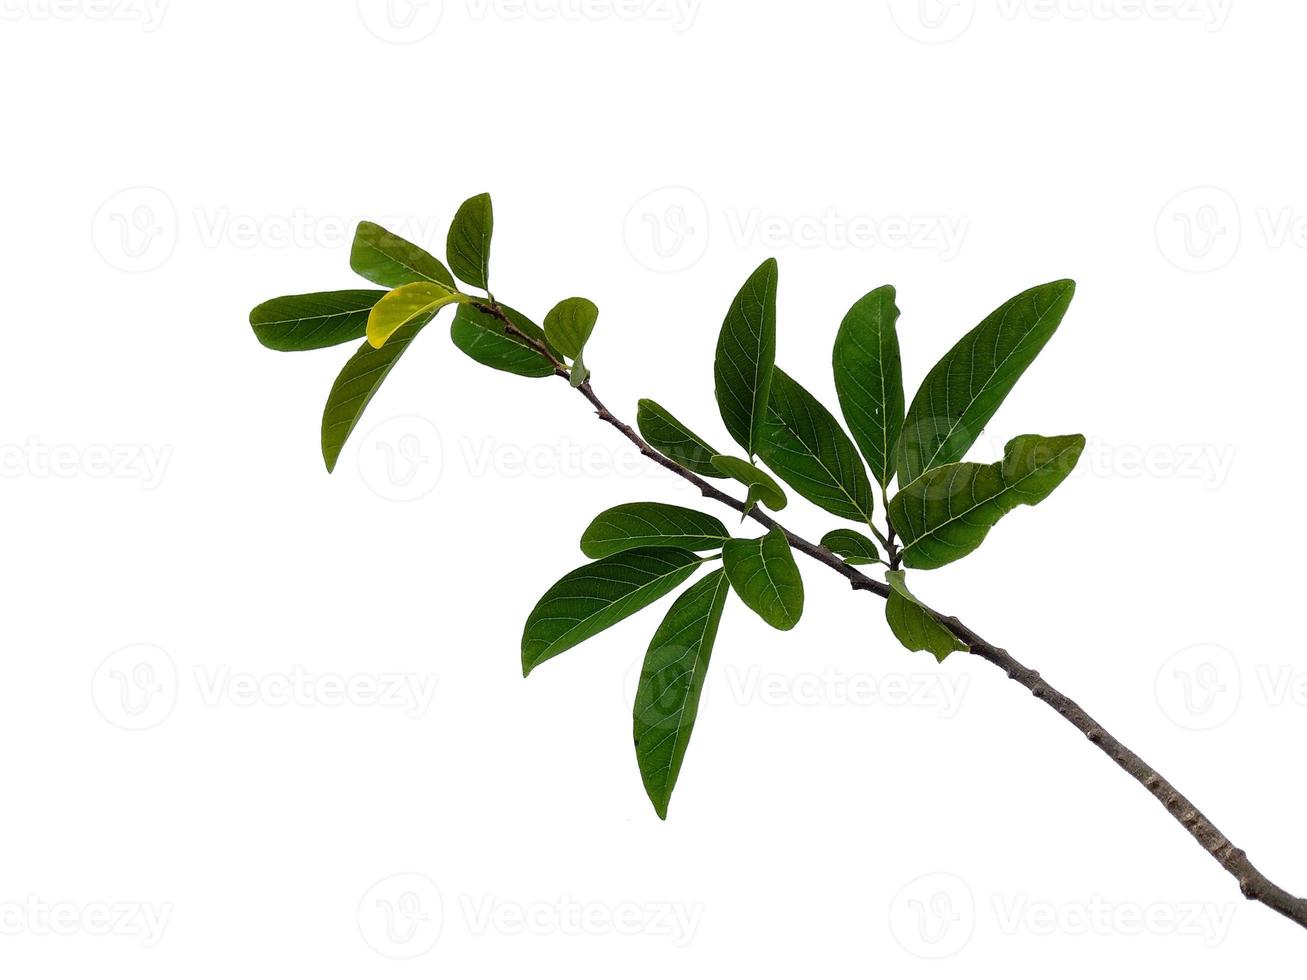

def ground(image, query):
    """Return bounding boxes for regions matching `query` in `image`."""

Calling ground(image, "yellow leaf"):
[367,281,463,348]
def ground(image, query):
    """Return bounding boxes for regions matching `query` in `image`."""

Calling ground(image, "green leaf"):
[569,350,590,388]
[832,285,904,487]
[321,312,435,473]
[636,400,725,478]
[722,527,803,631]
[521,548,705,676]
[634,569,730,820]
[757,369,874,524]
[447,192,493,291]
[885,571,966,663]
[820,529,881,566]
[581,503,730,559]
[367,281,464,348]
[250,290,385,351]
[897,280,1076,486]
[450,303,555,379]
[544,297,599,360]
[350,221,456,289]
[710,455,787,513]
[890,434,1086,570]
[715,258,778,459]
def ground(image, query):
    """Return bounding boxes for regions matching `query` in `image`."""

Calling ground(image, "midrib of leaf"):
[542,558,704,654]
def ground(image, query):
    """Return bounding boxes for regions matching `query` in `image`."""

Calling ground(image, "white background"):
[2,0,1303,974]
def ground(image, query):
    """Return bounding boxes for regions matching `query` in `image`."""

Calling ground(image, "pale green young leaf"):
[350,221,456,289]
[447,192,494,290]
[636,400,725,478]
[832,285,904,487]
[367,281,465,348]
[634,569,730,820]
[710,455,787,513]
[250,290,385,351]
[758,368,875,524]
[890,434,1086,570]
[898,280,1076,486]
[714,258,778,458]
[722,527,803,631]
[521,548,705,676]
[885,571,966,663]
[820,529,881,566]
[581,503,730,559]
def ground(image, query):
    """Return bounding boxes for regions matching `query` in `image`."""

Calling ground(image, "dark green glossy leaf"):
[890,434,1085,570]
[898,280,1075,486]
[320,312,436,472]
[581,503,730,559]
[885,571,966,663]
[521,548,704,676]
[250,290,385,351]
[634,569,730,820]
[447,192,493,290]
[715,258,778,458]
[351,221,455,289]
[758,369,874,524]
[637,400,725,478]
[450,303,554,378]
[820,529,881,566]
[832,285,903,487]
[544,297,599,360]
[710,455,787,513]
[722,527,803,630]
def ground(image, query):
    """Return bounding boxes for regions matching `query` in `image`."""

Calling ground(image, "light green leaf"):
[898,280,1076,486]
[447,192,493,290]
[637,400,725,478]
[634,569,730,820]
[890,434,1086,570]
[832,285,904,487]
[544,297,599,360]
[715,258,778,459]
[885,571,966,663]
[710,455,787,513]
[250,290,385,351]
[450,303,555,378]
[820,529,881,566]
[367,281,464,348]
[569,350,590,388]
[350,221,455,289]
[321,312,435,473]
[758,368,874,523]
[581,503,730,559]
[521,548,705,676]
[722,527,803,631]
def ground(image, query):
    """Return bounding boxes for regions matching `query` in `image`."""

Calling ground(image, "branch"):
[487,302,1307,932]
